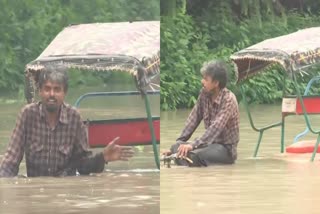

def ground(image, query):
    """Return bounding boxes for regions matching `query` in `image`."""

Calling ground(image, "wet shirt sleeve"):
[191,95,235,149]
[176,93,203,143]
[0,109,26,177]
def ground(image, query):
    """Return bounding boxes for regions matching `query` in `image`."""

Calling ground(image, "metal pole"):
[143,94,160,169]
[254,131,264,157]
[281,117,285,153]
[281,74,286,153]
[311,134,320,162]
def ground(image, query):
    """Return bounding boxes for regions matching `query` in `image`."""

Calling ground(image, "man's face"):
[39,80,66,113]
[201,75,219,92]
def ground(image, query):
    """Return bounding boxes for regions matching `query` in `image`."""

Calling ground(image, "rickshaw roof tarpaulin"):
[230,27,320,83]
[25,21,160,100]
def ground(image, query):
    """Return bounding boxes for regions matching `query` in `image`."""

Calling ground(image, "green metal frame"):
[293,76,320,144]
[292,74,320,161]
[143,94,160,169]
[240,86,283,157]
[240,72,320,161]
[74,90,160,169]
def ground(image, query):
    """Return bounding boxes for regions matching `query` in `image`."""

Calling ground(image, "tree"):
[0,0,160,92]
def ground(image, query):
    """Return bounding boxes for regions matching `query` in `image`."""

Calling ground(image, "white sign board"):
[282,98,297,113]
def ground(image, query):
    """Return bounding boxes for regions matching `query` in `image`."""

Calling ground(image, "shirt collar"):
[39,102,69,124]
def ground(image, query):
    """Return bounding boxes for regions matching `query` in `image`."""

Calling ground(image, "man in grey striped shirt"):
[164,60,239,167]
[0,65,134,177]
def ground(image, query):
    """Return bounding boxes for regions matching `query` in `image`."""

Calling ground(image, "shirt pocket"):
[27,136,44,154]
[58,138,74,162]
[58,144,73,156]
[26,137,45,167]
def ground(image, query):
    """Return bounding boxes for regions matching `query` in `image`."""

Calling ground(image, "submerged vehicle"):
[24,21,160,168]
[230,27,320,161]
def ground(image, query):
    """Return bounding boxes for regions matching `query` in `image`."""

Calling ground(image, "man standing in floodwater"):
[0,65,134,177]
[164,60,240,167]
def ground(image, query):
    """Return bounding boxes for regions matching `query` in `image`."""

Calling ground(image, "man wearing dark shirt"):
[164,60,239,167]
[0,65,134,177]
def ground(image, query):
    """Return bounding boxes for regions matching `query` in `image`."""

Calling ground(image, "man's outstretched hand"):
[103,137,134,162]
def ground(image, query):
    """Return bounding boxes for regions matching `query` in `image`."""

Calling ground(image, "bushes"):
[160,14,211,110]
[160,2,320,109]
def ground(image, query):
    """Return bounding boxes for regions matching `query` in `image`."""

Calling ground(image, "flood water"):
[160,104,320,214]
[0,85,160,214]
[3,83,320,214]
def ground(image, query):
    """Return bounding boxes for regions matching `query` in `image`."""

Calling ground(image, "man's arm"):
[0,109,26,177]
[71,121,105,175]
[66,122,133,175]
[191,97,236,149]
[176,93,203,143]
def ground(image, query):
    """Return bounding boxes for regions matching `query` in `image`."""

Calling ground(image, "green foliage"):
[67,69,135,93]
[161,0,186,16]
[161,1,320,109]
[235,12,320,104]
[160,13,211,110]
[0,0,159,92]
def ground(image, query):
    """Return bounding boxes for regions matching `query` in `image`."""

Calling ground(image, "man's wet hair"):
[200,60,228,89]
[38,65,69,92]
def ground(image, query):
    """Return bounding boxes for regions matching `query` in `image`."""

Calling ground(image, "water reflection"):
[161,104,320,214]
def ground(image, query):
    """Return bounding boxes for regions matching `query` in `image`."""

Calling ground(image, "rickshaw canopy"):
[231,27,320,83]
[25,21,160,97]
[230,27,320,162]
